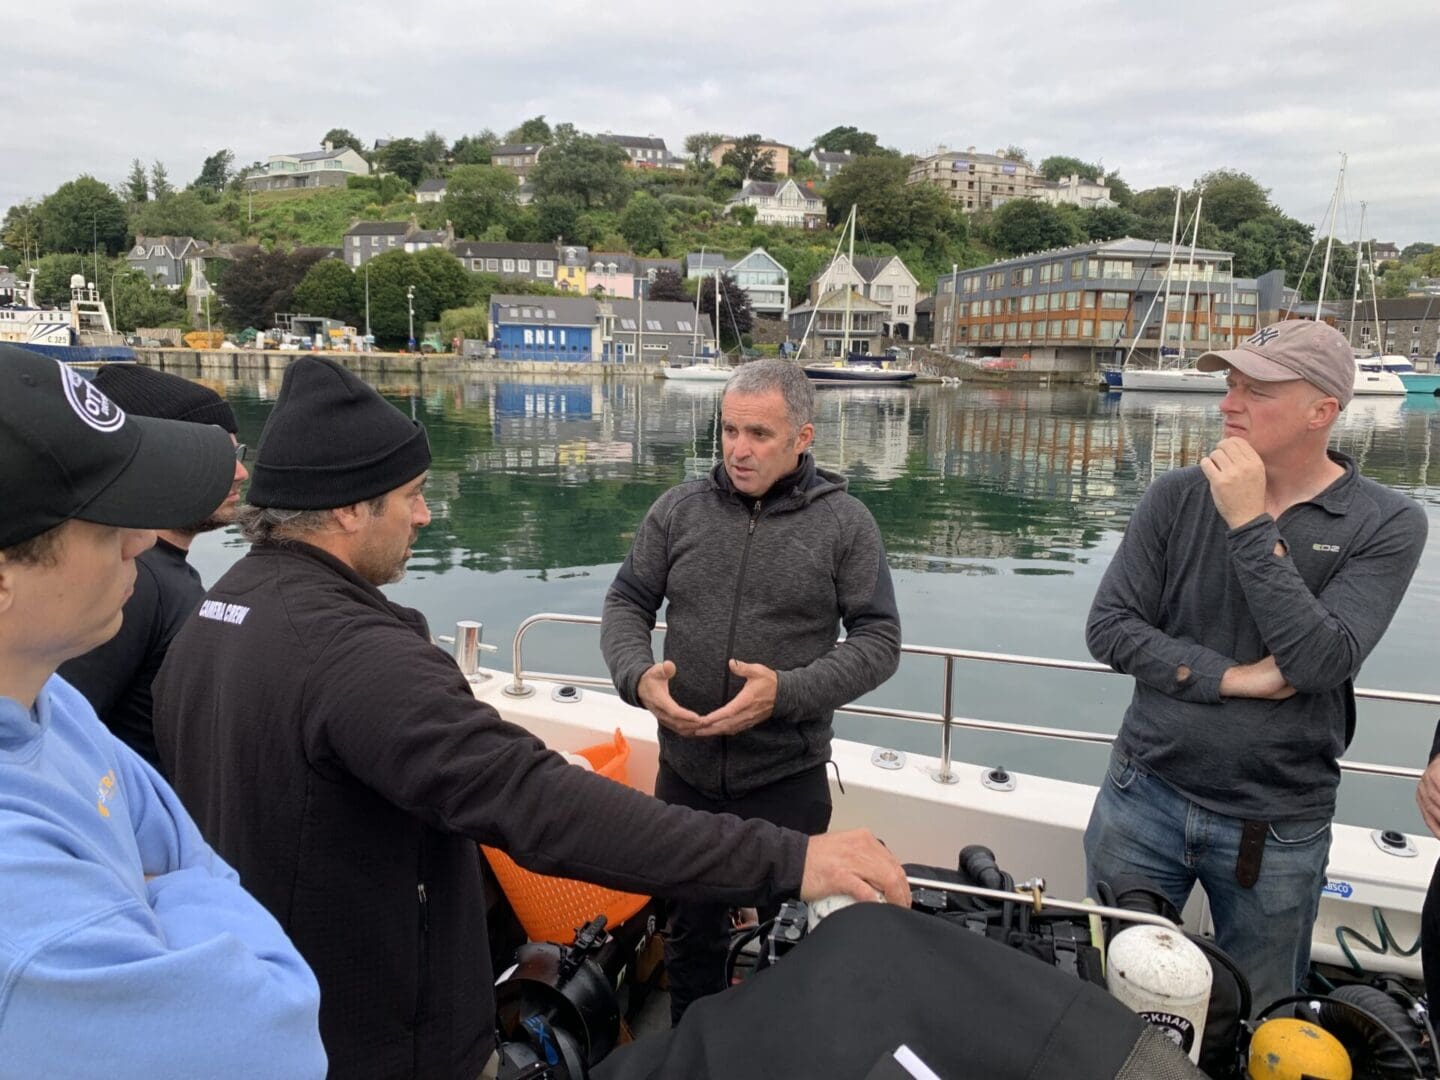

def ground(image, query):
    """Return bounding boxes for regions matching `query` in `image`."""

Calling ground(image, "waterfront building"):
[344,220,453,267]
[1339,298,1440,369]
[243,142,370,192]
[708,138,792,176]
[786,289,889,358]
[416,178,447,203]
[810,148,855,181]
[931,237,1283,374]
[809,253,919,340]
[452,242,590,291]
[488,294,711,362]
[491,143,545,183]
[727,179,826,229]
[681,248,791,320]
[595,134,685,170]
[587,254,684,299]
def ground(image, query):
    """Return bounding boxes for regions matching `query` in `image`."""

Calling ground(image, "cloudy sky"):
[7,0,1439,244]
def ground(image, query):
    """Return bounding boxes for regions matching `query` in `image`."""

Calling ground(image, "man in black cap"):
[0,344,325,1077]
[153,356,910,1080]
[60,365,249,772]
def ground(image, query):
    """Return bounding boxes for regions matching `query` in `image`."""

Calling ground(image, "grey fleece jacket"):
[602,454,902,799]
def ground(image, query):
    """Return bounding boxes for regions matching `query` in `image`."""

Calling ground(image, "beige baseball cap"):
[1196,320,1354,408]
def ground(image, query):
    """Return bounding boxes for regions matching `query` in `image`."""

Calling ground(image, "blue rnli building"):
[490,295,597,361]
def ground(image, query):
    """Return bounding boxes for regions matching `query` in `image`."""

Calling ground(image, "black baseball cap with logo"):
[0,346,235,548]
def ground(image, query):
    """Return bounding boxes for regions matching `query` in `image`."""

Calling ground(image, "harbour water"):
[183,370,1440,834]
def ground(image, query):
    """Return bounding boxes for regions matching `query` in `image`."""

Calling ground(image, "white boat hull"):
[1120,369,1227,392]
[661,364,733,382]
[470,665,1433,978]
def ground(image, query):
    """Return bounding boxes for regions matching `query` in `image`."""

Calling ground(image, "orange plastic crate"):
[481,730,651,943]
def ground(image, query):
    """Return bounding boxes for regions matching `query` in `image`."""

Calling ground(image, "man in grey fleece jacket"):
[602,359,902,1022]
[1084,320,1427,1014]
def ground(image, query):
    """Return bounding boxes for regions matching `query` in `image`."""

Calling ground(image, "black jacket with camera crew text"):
[152,541,807,1079]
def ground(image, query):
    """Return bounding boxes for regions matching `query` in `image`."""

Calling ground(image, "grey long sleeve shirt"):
[1087,450,1426,820]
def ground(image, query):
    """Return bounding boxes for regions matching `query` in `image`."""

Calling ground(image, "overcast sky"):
[8,0,1439,246]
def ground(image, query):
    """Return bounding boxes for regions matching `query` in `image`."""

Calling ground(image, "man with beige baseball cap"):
[1083,319,1427,1014]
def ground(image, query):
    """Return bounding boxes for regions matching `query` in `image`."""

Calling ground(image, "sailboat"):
[1118,193,1227,393]
[799,206,915,385]
[661,257,732,382]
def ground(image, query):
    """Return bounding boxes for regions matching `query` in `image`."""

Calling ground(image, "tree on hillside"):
[530,136,631,210]
[1001,145,1032,166]
[193,149,234,196]
[698,270,753,346]
[293,258,361,326]
[32,254,89,304]
[823,156,965,256]
[683,132,726,165]
[1039,155,1101,182]
[150,162,174,200]
[443,165,519,238]
[109,263,189,331]
[216,248,325,329]
[506,115,553,145]
[130,191,219,240]
[1400,242,1435,261]
[414,247,474,314]
[811,126,880,156]
[2,201,43,261]
[377,138,426,186]
[987,199,1084,256]
[38,176,128,254]
[1194,169,1272,232]
[419,130,448,166]
[647,266,687,302]
[124,159,149,203]
[322,128,365,156]
[1226,215,1314,280]
[452,130,499,165]
[720,135,776,182]
[1082,206,1143,241]
[619,191,667,255]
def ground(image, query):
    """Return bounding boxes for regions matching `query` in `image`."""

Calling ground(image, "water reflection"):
[186,367,1440,830]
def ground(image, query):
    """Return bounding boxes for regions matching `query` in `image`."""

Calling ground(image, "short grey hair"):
[724,359,815,431]
[236,493,388,545]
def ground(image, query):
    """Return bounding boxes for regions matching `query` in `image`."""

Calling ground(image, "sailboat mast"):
[1348,202,1367,345]
[841,204,855,358]
[1158,189,1182,360]
[1316,153,1346,321]
[691,246,704,355]
[1366,239,1384,353]
[1177,195,1202,360]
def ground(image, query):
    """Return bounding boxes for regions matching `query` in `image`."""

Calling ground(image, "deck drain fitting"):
[982,767,1016,792]
[550,685,584,705]
[871,748,907,771]
[1370,829,1417,858]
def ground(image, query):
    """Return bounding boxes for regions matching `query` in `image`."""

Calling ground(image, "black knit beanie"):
[92,363,239,434]
[246,357,431,509]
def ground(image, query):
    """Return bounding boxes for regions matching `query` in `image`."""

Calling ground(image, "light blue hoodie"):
[0,676,326,1079]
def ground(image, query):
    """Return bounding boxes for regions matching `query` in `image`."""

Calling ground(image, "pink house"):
[588,254,683,298]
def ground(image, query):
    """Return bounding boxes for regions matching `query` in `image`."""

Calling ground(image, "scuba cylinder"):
[1245,1017,1352,1079]
[1106,924,1213,1063]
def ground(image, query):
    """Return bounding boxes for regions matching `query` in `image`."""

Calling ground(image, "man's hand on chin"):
[1200,437,1268,529]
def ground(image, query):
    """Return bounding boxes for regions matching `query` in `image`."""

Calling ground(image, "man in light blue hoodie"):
[0,345,326,1079]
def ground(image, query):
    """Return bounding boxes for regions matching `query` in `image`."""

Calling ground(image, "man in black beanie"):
[60,364,248,772]
[152,356,909,1080]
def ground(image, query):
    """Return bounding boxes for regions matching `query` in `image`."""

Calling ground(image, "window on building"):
[1020,295,1033,313]
[546,309,557,319]
[1039,264,1053,284]
[1066,291,1080,308]
[1019,321,1032,337]
[1049,320,1063,336]
[1065,319,1078,336]
[486,259,500,272]
[620,318,637,330]
[1049,294,1065,311]
[646,319,662,331]
[1081,319,1094,337]
[1021,268,1034,285]
[508,308,520,318]
[1102,260,1132,278]
[897,305,909,316]
[981,300,991,315]
[1071,259,1084,278]
[518,260,531,272]
[537,261,554,277]
[677,320,693,332]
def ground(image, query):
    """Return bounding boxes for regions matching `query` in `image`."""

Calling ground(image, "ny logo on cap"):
[1246,326,1281,347]
[59,363,126,433]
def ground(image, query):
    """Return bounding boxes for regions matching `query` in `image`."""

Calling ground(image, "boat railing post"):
[930,655,959,784]
[442,620,495,682]
[503,618,536,698]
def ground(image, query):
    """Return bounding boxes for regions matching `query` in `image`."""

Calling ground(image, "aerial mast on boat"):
[1315,153,1347,321]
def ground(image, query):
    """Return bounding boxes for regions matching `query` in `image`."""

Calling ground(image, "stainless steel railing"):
[496,612,1440,784]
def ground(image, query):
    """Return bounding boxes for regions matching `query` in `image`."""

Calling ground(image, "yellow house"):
[554,245,587,293]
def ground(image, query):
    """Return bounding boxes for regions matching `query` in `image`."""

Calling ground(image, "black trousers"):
[1424,856,1440,1008]
[653,760,833,1025]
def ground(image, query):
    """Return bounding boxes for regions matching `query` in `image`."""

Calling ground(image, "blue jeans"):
[1083,747,1331,1016]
